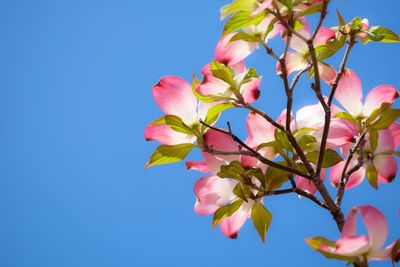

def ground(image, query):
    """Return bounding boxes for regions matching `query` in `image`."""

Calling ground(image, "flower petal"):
[153,76,198,125]
[355,205,388,251]
[330,160,366,189]
[362,85,399,116]
[215,33,258,66]
[335,236,370,256]
[341,209,357,238]
[313,28,335,47]
[326,118,358,147]
[389,122,400,149]
[245,112,275,147]
[193,176,236,215]
[318,63,337,85]
[186,161,210,173]
[374,154,397,183]
[219,200,253,238]
[144,124,196,145]
[289,18,311,52]
[335,69,363,115]
[276,52,308,76]
[202,129,240,174]
[197,63,230,97]
[241,77,261,103]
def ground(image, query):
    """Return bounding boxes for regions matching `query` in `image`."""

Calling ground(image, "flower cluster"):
[145,0,400,265]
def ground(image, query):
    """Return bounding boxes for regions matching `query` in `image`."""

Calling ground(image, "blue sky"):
[0,0,399,266]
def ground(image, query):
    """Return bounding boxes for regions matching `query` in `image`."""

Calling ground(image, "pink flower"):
[276,18,337,84]
[215,33,258,66]
[144,76,213,145]
[307,205,398,263]
[334,69,398,118]
[196,61,261,103]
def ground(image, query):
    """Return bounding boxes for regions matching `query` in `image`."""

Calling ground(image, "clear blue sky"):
[0,1,399,266]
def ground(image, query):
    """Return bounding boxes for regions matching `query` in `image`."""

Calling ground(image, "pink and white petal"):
[246,112,275,147]
[335,236,370,256]
[144,124,196,145]
[374,154,397,183]
[202,129,240,174]
[330,160,366,189]
[241,77,261,103]
[186,161,210,173]
[296,101,325,129]
[153,76,198,125]
[296,168,325,195]
[215,33,258,66]
[319,63,337,85]
[289,18,311,52]
[362,84,399,117]
[335,69,363,115]
[276,109,296,129]
[276,52,308,76]
[389,122,400,149]
[376,129,395,153]
[341,209,357,238]
[355,205,388,251]
[197,101,220,123]
[194,176,236,215]
[197,64,230,96]
[326,118,358,147]
[369,240,398,260]
[219,200,253,239]
[313,28,336,47]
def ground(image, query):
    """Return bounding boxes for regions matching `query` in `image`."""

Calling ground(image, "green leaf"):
[213,199,243,228]
[210,60,236,88]
[364,26,400,44]
[298,134,317,150]
[242,68,258,84]
[315,36,346,61]
[150,115,194,135]
[220,0,258,20]
[299,2,323,16]
[305,237,360,263]
[336,9,345,27]
[306,149,343,168]
[275,129,292,152]
[350,17,363,31]
[369,128,378,153]
[365,103,391,125]
[230,32,260,43]
[223,10,266,35]
[145,143,194,168]
[251,202,272,243]
[366,164,378,190]
[264,165,289,190]
[294,127,317,137]
[334,112,359,127]
[232,183,249,202]
[218,161,247,182]
[204,103,236,125]
[370,109,400,130]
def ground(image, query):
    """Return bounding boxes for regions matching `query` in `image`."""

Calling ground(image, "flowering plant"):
[145,1,400,266]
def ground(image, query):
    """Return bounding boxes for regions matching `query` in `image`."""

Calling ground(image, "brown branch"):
[200,120,311,179]
[311,0,329,41]
[335,132,367,206]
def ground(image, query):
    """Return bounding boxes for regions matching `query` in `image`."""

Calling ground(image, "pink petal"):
[326,118,358,147]
[318,63,337,85]
[197,63,230,96]
[215,33,258,66]
[186,161,210,173]
[288,18,311,53]
[363,85,399,116]
[355,205,388,251]
[335,236,370,256]
[329,160,366,189]
[389,122,400,149]
[144,124,196,145]
[245,112,275,147]
[335,69,363,115]
[153,76,197,125]
[313,28,336,47]
[202,129,240,174]
[374,154,397,183]
[241,77,261,103]
[276,52,308,76]
[193,176,236,215]
[341,209,357,238]
[297,167,326,195]
[219,200,253,238]
[296,101,324,129]
[369,241,397,260]
[376,129,395,153]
